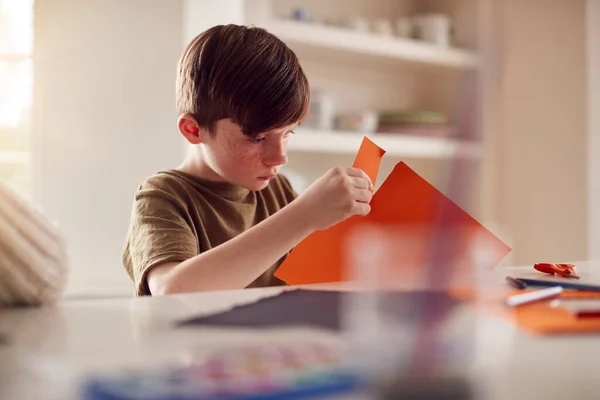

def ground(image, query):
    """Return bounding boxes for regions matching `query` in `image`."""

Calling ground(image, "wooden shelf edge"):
[265,19,481,69]
[288,129,482,159]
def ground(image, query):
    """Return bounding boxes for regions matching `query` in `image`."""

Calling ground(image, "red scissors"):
[534,263,579,279]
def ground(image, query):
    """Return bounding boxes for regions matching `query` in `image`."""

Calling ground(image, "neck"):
[178,145,224,182]
[175,145,251,202]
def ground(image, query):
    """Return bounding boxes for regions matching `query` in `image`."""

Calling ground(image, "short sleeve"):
[124,190,199,296]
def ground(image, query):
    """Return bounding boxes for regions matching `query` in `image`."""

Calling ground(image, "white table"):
[1,262,600,400]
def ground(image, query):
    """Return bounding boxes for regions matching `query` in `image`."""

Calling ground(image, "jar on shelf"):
[412,14,452,47]
[304,90,334,130]
[335,110,379,134]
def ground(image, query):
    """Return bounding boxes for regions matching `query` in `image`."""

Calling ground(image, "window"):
[0,0,33,199]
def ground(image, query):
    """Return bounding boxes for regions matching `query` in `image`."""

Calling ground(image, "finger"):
[353,202,371,216]
[349,177,370,190]
[346,168,374,191]
[353,188,372,204]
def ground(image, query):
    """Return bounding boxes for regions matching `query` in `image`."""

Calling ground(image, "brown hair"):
[176,24,310,137]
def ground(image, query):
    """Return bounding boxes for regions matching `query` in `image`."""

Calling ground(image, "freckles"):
[221,134,258,166]
[219,132,244,160]
[222,134,240,156]
[245,147,263,166]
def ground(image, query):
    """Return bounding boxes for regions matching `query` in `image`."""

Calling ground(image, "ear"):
[177,113,207,144]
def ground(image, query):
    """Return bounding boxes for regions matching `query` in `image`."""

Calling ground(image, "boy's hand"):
[295,167,374,231]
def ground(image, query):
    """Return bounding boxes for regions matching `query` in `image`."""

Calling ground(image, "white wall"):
[29,0,592,299]
[588,0,600,260]
[495,0,587,264]
[33,0,185,296]
[183,0,244,44]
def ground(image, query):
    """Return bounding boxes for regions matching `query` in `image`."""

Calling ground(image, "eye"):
[249,137,266,144]
[284,130,295,138]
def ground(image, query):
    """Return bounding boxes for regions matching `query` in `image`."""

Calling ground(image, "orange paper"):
[352,137,386,184]
[453,288,600,335]
[276,137,511,285]
[503,291,600,335]
[274,138,387,285]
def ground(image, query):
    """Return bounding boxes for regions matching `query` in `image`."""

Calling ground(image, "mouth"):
[257,174,277,181]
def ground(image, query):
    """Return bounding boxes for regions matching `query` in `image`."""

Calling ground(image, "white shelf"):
[265,19,480,70]
[288,129,481,159]
[0,151,30,165]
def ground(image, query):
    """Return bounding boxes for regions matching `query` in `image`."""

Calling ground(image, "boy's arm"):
[148,167,373,295]
[148,199,311,294]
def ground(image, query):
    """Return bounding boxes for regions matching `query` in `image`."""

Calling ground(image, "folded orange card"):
[276,137,511,285]
[452,288,600,335]
[351,137,386,183]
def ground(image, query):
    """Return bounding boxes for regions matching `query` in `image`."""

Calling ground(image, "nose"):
[263,137,288,167]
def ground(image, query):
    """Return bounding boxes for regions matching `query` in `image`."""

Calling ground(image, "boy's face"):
[196,119,295,191]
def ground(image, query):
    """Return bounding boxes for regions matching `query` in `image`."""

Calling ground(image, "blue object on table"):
[82,338,362,400]
[516,278,600,292]
[505,276,527,289]
[83,369,360,400]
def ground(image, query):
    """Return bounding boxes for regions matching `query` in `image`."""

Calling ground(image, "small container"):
[304,90,334,130]
[371,19,394,36]
[335,111,378,134]
[345,17,370,33]
[290,8,311,22]
[395,17,413,38]
[412,14,452,47]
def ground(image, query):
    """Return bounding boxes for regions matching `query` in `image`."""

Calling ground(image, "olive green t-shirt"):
[122,170,298,296]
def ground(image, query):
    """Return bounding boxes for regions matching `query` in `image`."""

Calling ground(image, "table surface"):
[2,262,600,400]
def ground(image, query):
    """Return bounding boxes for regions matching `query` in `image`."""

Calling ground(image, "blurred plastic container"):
[339,224,507,398]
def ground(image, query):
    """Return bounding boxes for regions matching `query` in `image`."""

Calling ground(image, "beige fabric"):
[0,182,68,306]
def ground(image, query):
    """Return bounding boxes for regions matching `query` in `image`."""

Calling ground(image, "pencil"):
[505,286,563,307]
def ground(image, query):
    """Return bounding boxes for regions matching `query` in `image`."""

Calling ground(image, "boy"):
[122,24,373,296]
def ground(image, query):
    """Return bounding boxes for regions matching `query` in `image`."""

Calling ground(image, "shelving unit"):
[264,19,481,70]
[245,0,486,215]
[289,128,481,159]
